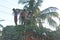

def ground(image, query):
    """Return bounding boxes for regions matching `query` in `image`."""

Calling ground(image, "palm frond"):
[41,7,58,14]
[40,7,58,20]
[33,7,40,17]
[40,12,58,20]
[40,13,48,20]
[40,12,58,27]
[0,24,3,27]
[24,3,29,10]
[33,0,43,12]
[18,0,30,4]
[48,12,58,17]
[48,17,57,27]
[35,0,43,7]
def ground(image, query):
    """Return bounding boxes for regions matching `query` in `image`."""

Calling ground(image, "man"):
[20,9,27,25]
[12,8,17,25]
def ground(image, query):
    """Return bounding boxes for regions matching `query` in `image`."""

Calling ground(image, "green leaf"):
[48,12,58,17]
[40,12,58,20]
[41,7,58,13]
[40,13,48,20]
[0,24,3,27]
[48,17,57,27]
[18,0,29,4]
[40,7,58,20]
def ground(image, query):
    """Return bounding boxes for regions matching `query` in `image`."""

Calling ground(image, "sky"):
[0,0,60,30]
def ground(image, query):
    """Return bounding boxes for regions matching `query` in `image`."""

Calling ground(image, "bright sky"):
[0,0,60,30]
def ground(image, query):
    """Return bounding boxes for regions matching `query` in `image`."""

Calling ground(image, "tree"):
[11,0,58,28]
[18,0,59,40]
[2,0,59,40]
[18,0,58,30]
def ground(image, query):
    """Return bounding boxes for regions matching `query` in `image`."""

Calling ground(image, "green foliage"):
[40,7,58,20]
[18,0,59,28]
[40,12,58,20]
[0,24,3,28]
[2,0,59,40]
[18,0,29,4]
[48,17,57,27]
[39,7,58,27]
[18,0,43,12]
[18,1,59,40]
[48,12,58,17]
[2,26,17,40]
[15,25,25,35]
[25,19,37,32]
[2,25,25,40]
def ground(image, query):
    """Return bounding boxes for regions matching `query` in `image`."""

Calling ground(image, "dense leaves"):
[1,0,59,40]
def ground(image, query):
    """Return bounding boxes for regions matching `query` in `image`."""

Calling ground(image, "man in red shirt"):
[20,9,27,25]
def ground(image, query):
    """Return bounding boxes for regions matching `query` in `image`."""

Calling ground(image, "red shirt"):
[21,11,26,17]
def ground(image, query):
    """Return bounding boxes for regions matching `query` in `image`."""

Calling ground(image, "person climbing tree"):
[28,11,32,18]
[12,8,18,25]
[20,9,27,25]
